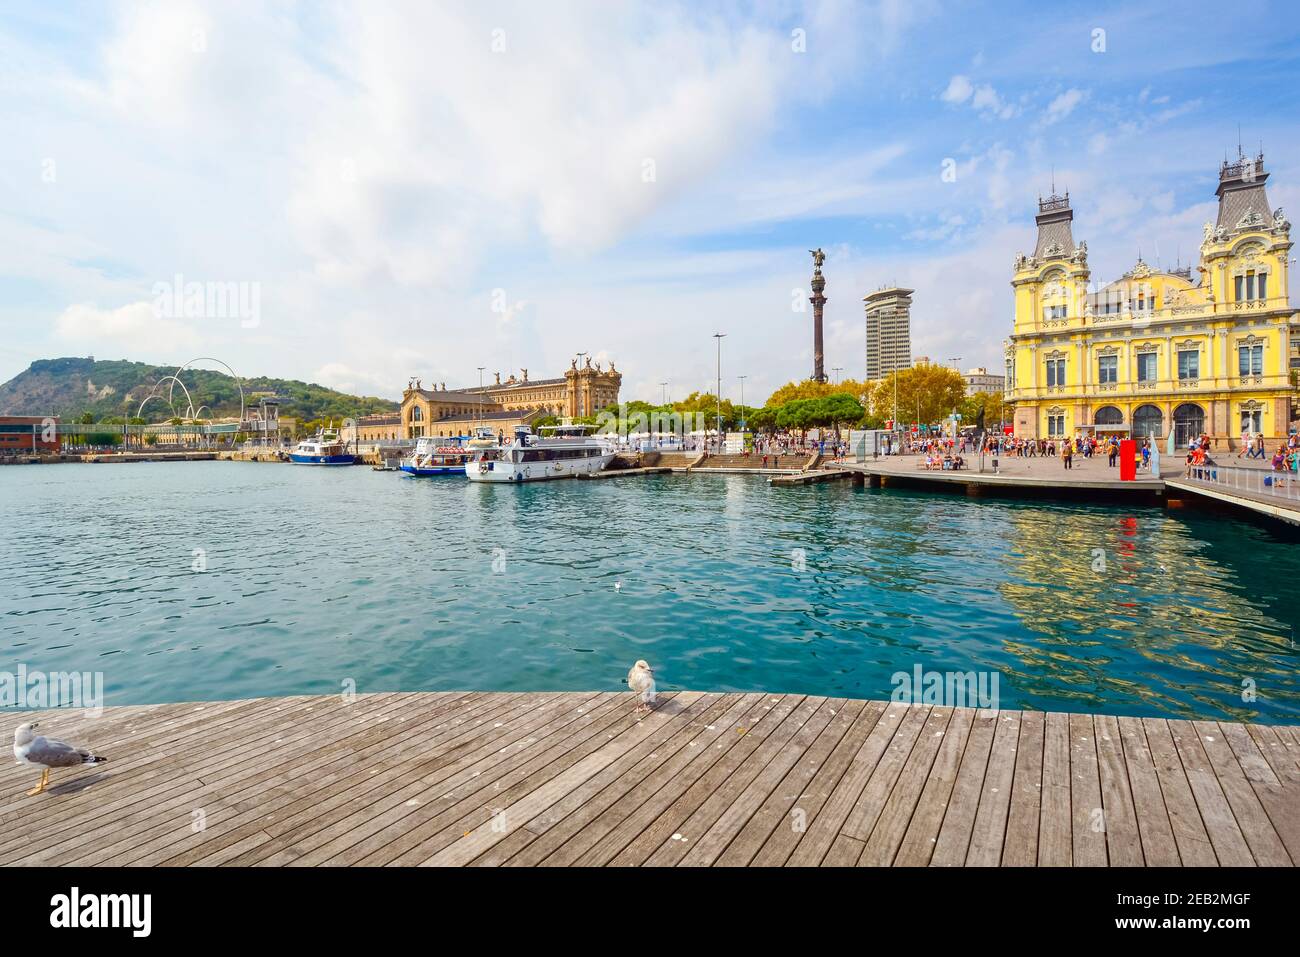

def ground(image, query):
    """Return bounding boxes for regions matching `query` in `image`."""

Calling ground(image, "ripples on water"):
[1,462,1297,722]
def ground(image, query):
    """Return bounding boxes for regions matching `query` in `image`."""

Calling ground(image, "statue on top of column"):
[809,248,826,274]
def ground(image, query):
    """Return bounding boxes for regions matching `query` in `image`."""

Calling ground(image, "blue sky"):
[2,0,1299,405]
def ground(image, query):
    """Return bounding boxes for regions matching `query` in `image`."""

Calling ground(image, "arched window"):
[411,405,423,422]
[1133,404,1163,438]
[1173,404,1204,446]
[1093,406,1123,426]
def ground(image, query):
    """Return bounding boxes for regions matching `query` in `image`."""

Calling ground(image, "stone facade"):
[397,357,621,439]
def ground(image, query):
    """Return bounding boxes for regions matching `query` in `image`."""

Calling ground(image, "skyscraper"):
[864,287,914,380]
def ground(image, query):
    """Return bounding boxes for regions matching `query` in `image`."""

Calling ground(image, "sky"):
[2,0,1300,406]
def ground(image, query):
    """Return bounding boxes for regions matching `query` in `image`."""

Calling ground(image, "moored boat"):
[288,426,356,465]
[399,436,469,477]
[465,425,613,483]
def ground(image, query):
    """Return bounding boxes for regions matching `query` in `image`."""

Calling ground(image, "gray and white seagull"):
[627,660,657,714]
[13,722,107,796]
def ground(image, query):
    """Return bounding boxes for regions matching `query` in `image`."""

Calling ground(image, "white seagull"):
[13,722,107,796]
[627,660,657,713]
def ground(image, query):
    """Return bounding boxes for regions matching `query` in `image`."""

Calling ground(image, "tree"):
[958,391,1006,431]
[765,378,872,408]
[869,365,967,427]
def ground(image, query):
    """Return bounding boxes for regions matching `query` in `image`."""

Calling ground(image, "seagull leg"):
[27,768,49,796]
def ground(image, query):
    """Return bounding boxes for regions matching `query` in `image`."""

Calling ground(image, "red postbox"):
[1119,438,1137,481]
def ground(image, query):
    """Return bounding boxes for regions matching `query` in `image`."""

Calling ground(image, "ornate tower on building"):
[564,356,622,418]
[809,248,827,383]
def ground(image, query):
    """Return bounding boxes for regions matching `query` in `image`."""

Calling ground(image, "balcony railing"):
[1183,461,1300,504]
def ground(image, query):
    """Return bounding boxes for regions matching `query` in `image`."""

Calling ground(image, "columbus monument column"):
[809,247,827,383]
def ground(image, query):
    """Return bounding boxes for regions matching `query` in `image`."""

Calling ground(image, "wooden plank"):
[930,708,997,866]
[893,707,975,866]
[423,693,723,866]
[858,706,953,866]
[90,693,478,867]
[822,834,865,866]
[200,692,548,866]
[1222,723,1300,864]
[241,692,613,866]
[1141,718,1218,866]
[1246,724,1300,784]
[784,701,910,866]
[542,694,776,866]
[1094,714,1144,866]
[497,693,754,866]
[716,698,868,867]
[965,711,1020,866]
[1069,711,1108,867]
[1000,710,1043,866]
[1037,711,1072,866]
[839,704,932,845]
[751,700,886,867]
[4,690,1297,868]
[1116,716,1179,866]
[633,696,818,866]
[481,693,744,866]
[1164,720,1255,866]
[356,692,670,865]
[678,698,841,866]
[1191,720,1292,866]
[5,693,371,865]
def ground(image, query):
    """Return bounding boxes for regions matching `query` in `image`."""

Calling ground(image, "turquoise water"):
[1,462,1297,723]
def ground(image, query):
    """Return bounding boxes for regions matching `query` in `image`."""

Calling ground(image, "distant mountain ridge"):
[0,357,398,422]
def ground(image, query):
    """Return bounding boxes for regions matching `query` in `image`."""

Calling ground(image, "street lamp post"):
[832,366,843,385]
[737,375,747,431]
[659,381,668,405]
[477,366,485,429]
[574,353,587,418]
[712,333,726,445]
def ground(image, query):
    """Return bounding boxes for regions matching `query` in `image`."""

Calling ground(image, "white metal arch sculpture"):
[169,357,245,426]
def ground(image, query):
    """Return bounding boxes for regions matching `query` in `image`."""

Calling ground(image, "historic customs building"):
[389,356,622,440]
[1005,153,1296,447]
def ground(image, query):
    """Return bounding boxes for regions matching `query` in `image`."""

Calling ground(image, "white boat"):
[465,425,613,483]
[399,436,468,477]
[289,426,355,465]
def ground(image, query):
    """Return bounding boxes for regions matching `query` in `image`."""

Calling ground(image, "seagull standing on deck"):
[13,722,107,796]
[627,660,656,713]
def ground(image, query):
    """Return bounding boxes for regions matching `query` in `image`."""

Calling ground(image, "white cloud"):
[311,362,398,397]
[940,74,974,104]
[1043,88,1087,124]
[943,80,1019,120]
[55,301,200,355]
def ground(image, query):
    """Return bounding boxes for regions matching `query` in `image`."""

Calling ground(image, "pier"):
[3,691,1296,866]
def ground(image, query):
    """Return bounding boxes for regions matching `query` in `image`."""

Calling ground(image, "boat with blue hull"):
[289,427,356,465]
[400,437,468,477]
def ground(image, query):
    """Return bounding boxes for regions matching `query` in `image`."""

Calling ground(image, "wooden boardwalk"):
[2,692,1297,866]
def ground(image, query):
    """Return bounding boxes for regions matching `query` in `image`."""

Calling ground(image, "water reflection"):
[0,464,1296,723]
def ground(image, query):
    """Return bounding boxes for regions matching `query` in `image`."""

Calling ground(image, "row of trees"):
[752,366,1011,435]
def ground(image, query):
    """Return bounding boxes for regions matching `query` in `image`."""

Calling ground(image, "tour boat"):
[289,426,355,465]
[464,425,614,483]
[400,436,469,477]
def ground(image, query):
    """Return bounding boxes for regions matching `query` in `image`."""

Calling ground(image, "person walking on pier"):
[1061,440,1073,470]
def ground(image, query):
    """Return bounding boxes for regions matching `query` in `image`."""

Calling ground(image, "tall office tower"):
[864,287,914,380]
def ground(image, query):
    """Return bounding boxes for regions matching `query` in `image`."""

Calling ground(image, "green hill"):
[0,357,398,423]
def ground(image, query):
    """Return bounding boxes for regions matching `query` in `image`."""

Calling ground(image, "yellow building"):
[1006,153,1297,448]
